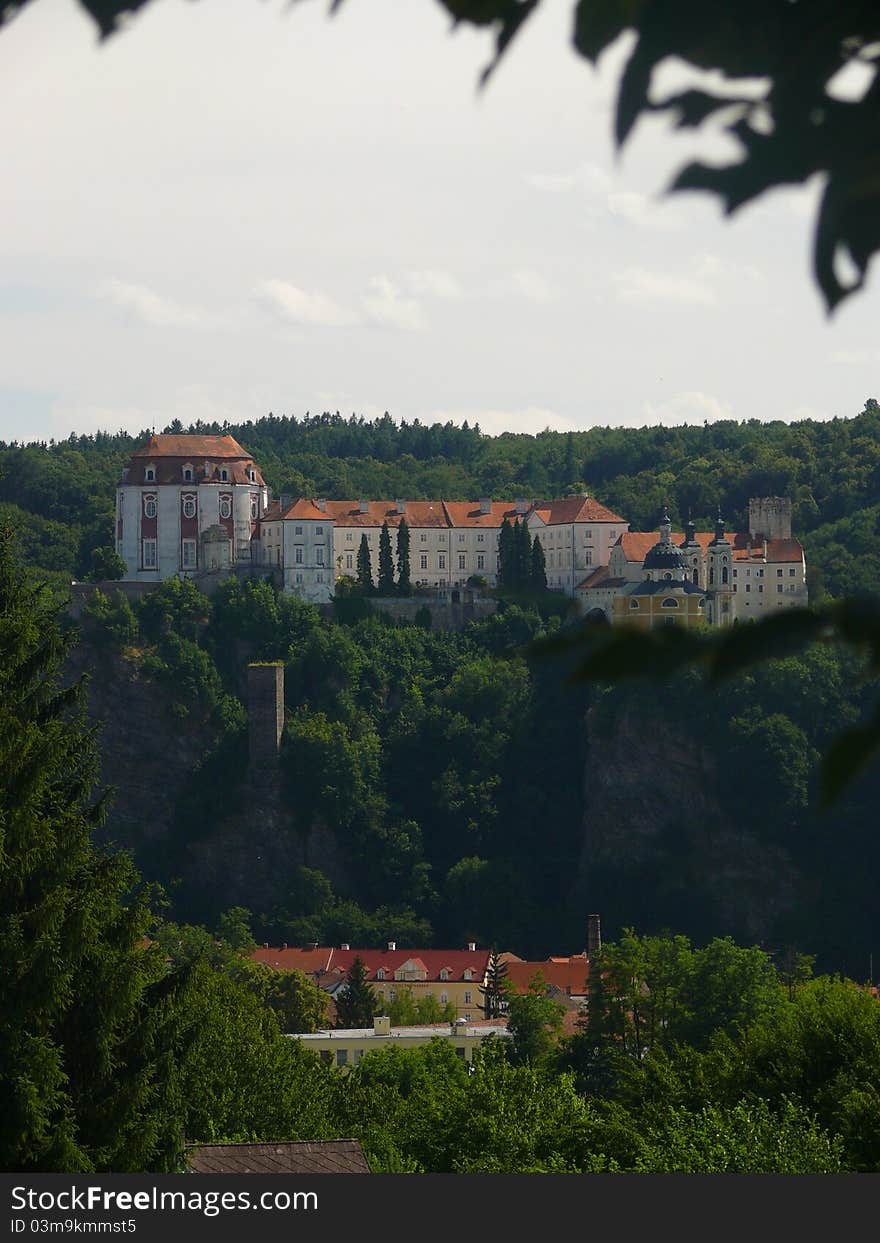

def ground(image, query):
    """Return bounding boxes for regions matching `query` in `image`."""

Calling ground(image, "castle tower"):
[749,496,792,541]
[706,509,734,627]
[679,516,703,587]
[248,662,284,769]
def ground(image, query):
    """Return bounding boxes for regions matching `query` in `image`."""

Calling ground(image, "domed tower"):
[705,508,734,626]
[642,509,687,584]
[679,516,703,587]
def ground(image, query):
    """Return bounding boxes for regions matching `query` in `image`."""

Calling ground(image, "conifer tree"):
[356,534,373,594]
[378,521,395,596]
[498,517,515,588]
[514,519,531,585]
[396,517,412,596]
[530,534,547,591]
[0,530,189,1172]
[479,948,510,1019]
[335,956,379,1029]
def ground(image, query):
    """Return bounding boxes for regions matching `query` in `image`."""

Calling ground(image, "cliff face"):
[576,699,802,946]
[65,640,351,922]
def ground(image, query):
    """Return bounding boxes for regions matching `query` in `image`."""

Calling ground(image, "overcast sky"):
[1,0,877,443]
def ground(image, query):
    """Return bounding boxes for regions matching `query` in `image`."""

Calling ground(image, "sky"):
[0,0,878,443]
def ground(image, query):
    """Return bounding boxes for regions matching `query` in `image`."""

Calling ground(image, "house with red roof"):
[250,940,492,1021]
[116,433,269,581]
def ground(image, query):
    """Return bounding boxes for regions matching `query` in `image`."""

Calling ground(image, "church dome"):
[643,510,686,573]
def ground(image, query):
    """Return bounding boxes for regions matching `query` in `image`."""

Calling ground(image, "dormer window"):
[248,467,256,482]
[376,968,385,981]
[182,464,194,482]
[463,968,472,981]
[439,968,449,982]
[144,466,156,482]
[219,468,229,482]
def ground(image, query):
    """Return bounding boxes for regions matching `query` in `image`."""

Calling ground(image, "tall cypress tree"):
[514,519,531,585]
[396,517,411,596]
[498,517,515,588]
[530,534,547,591]
[479,948,510,1019]
[356,533,373,594]
[0,530,189,1172]
[378,521,395,596]
[335,956,379,1029]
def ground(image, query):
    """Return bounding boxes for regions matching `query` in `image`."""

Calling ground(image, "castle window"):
[439,968,449,981]
[464,991,472,1004]
[777,584,783,593]
[722,566,729,584]
[346,554,353,570]
[664,572,672,581]
[440,992,449,1005]
[316,526,323,535]
[316,548,324,565]
[142,539,157,569]
[377,969,385,981]
[420,533,427,542]
[693,569,698,584]
[661,598,679,608]
[248,468,256,482]
[709,568,714,584]
[477,533,484,542]
[778,568,783,576]
[295,547,303,565]
[219,496,231,519]
[336,1050,348,1067]
[182,465,193,481]
[182,496,196,519]
[250,501,258,520]
[144,496,157,518]
[463,969,472,981]
[585,550,592,565]
[789,568,796,576]
[439,554,446,570]
[420,554,428,570]
[346,532,353,542]
[459,554,466,570]
[746,584,751,592]
[477,554,485,569]
[316,572,323,583]
[219,469,228,482]
[295,572,303,584]
[758,584,763,593]
[144,467,155,482]
[295,526,303,535]
[459,533,465,542]
[182,539,197,569]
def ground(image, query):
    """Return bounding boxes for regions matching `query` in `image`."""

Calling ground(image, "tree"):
[396,516,412,596]
[514,519,531,586]
[0,528,188,1171]
[530,534,547,592]
[378,521,395,596]
[356,533,373,595]
[497,517,515,589]
[88,545,127,581]
[505,972,566,1066]
[335,955,379,1029]
[479,948,510,1019]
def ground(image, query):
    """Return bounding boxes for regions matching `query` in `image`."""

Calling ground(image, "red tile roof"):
[503,955,591,996]
[187,1140,371,1174]
[442,501,524,528]
[576,566,618,590]
[130,433,252,459]
[531,496,626,525]
[249,946,490,982]
[619,531,803,564]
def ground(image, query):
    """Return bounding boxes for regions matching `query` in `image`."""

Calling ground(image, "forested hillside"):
[3,398,880,596]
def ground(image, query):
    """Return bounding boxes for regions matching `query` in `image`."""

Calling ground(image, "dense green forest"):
[3,399,880,597]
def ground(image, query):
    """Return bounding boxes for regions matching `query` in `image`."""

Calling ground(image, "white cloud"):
[830,348,880,365]
[524,162,611,196]
[638,391,733,425]
[423,406,580,435]
[407,269,463,299]
[510,267,559,303]
[361,276,425,332]
[98,279,209,328]
[255,279,360,328]
[612,266,717,307]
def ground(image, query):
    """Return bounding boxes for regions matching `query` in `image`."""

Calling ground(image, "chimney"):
[479,497,491,515]
[396,499,406,514]
[387,940,396,951]
[280,494,292,513]
[340,942,350,950]
[317,498,327,513]
[263,942,269,949]
[374,1015,391,1035]
[282,942,288,950]
[586,914,602,957]
[514,497,528,515]
[359,498,369,514]
[467,941,476,952]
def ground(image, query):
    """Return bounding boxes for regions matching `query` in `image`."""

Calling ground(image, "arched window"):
[182,495,196,519]
[693,568,698,584]
[664,572,672,580]
[182,465,193,482]
[629,599,639,609]
[219,468,228,482]
[143,495,157,518]
[722,565,729,584]
[709,567,715,585]
[250,500,258,520]
[144,467,155,482]
[661,598,679,609]
[439,968,449,981]
[463,968,472,981]
[376,968,385,981]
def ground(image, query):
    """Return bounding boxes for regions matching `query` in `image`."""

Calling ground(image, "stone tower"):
[749,496,792,541]
[248,662,284,768]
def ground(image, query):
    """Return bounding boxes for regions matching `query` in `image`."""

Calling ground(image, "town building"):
[115,433,269,581]
[578,497,808,626]
[251,942,492,1021]
[186,1139,371,1173]
[289,1016,510,1070]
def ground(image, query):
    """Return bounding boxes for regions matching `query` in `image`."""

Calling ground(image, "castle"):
[115,434,807,625]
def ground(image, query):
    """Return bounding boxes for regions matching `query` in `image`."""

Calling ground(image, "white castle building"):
[115,434,269,580]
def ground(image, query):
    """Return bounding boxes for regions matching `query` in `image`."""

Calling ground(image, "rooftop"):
[186,1140,370,1175]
